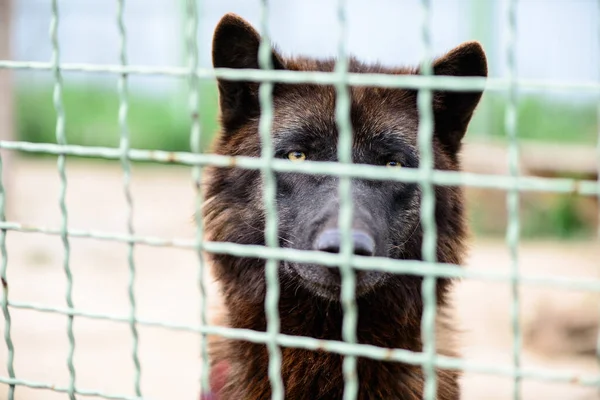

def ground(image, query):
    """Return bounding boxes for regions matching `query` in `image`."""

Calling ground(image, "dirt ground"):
[0,157,598,400]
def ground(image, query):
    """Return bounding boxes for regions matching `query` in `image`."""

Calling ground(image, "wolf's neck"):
[216,283,458,399]
[225,279,424,349]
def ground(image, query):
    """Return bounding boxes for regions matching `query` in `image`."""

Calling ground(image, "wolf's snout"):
[314,229,375,257]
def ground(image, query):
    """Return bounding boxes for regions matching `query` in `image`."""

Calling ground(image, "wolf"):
[202,12,487,400]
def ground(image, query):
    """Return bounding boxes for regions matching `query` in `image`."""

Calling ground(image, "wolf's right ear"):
[212,13,285,131]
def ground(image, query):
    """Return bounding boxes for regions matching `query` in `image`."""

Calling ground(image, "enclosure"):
[0,0,599,399]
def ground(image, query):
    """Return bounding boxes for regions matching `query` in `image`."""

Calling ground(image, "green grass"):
[16,81,220,153]
[469,92,598,144]
[522,195,593,239]
[468,192,595,240]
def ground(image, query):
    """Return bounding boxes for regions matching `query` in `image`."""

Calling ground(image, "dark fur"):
[204,13,487,400]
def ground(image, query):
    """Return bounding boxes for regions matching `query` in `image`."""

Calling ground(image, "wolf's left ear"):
[421,41,488,155]
[212,13,286,131]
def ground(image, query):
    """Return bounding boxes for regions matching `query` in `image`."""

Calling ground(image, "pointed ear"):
[212,13,285,131]
[425,41,488,155]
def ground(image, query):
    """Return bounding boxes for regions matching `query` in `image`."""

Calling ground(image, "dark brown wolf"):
[203,12,487,400]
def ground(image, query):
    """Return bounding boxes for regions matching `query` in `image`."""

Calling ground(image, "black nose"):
[314,229,375,257]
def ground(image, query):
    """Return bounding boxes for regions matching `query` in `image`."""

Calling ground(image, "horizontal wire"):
[0,374,148,400]
[1,221,599,292]
[1,141,598,196]
[6,300,600,388]
[1,60,600,93]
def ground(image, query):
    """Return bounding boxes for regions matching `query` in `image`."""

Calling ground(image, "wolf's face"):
[268,87,423,299]
[205,14,487,302]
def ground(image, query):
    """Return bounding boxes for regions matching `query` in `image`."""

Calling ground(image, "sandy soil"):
[0,158,598,400]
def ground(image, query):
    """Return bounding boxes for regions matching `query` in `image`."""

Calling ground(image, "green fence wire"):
[0,138,15,398]
[505,0,521,398]
[50,1,76,399]
[416,1,438,399]
[0,1,599,400]
[185,0,212,395]
[116,0,142,397]
[333,1,360,399]
[257,1,285,399]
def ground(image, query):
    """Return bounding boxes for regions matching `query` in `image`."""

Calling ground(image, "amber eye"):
[287,151,306,162]
[386,161,402,168]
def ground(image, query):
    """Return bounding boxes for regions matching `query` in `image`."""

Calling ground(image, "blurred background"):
[0,0,599,399]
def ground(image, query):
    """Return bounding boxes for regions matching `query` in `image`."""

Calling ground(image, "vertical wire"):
[0,3,16,388]
[0,150,15,400]
[505,0,521,398]
[185,0,211,394]
[50,1,76,398]
[116,0,141,396]
[334,1,359,399]
[257,1,284,398]
[417,0,438,399]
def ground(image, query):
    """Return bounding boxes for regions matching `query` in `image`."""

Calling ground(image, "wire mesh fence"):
[0,1,599,400]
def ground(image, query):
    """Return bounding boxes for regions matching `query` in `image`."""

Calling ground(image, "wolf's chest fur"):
[204,12,487,400]
[209,284,461,399]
